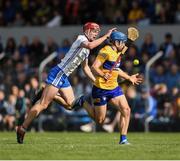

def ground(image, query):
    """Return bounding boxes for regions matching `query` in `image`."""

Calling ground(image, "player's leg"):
[82,100,96,119]
[91,86,108,124]
[72,92,96,118]
[31,86,71,109]
[94,104,107,124]
[32,68,75,110]
[55,86,75,110]
[103,111,121,133]
[109,95,131,144]
[73,86,108,121]
[23,84,59,128]
[16,65,63,144]
[16,84,59,144]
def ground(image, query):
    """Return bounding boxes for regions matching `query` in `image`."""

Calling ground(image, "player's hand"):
[103,72,112,80]
[105,28,117,38]
[129,73,143,85]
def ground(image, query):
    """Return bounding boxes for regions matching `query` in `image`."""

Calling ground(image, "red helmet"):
[83,22,100,32]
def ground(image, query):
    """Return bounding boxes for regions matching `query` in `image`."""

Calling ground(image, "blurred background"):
[0,0,179,133]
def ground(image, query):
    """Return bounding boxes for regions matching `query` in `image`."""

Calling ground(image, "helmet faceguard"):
[110,31,127,52]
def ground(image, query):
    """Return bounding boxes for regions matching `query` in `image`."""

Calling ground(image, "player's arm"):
[81,58,96,83]
[81,28,116,50]
[91,52,111,80]
[118,69,143,85]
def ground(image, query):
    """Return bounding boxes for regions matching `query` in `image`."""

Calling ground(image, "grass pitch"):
[0,132,180,160]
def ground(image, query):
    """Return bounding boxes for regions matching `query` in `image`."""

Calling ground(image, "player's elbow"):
[91,64,96,71]
[91,65,96,74]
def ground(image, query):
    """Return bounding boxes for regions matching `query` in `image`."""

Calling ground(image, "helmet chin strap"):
[84,29,92,41]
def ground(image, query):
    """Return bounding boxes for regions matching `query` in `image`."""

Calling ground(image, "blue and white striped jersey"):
[58,35,90,76]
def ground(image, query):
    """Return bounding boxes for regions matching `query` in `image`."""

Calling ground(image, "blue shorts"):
[92,86,123,106]
[45,65,71,88]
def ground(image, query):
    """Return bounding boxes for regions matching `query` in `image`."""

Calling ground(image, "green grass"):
[0,132,180,160]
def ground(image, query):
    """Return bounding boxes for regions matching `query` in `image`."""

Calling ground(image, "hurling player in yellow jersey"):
[74,31,142,144]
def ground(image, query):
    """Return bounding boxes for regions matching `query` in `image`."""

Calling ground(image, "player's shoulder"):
[77,34,88,42]
[97,45,111,59]
[99,45,111,55]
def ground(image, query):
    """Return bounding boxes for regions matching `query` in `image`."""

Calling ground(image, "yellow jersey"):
[94,45,122,90]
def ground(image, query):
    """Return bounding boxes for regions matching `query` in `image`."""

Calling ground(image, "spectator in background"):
[46,10,62,27]
[166,64,180,90]
[155,1,175,24]
[125,44,138,61]
[3,94,16,130]
[134,86,157,131]
[143,0,155,24]
[0,90,8,130]
[0,11,5,26]
[36,0,51,25]
[122,60,134,75]
[18,36,30,56]
[29,77,39,101]
[175,2,180,24]
[11,85,19,98]
[5,37,16,57]
[113,9,126,24]
[153,84,173,120]
[141,33,157,57]
[139,51,150,73]
[13,12,25,26]
[160,33,176,58]
[163,1,175,24]
[29,37,44,66]
[104,0,118,24]
[15,89,27,126]
[94,11,106,24]
[3,0,16,25]
[150,65,166,85]
[57,38,71,60]
[128,0,145,24]
[171,87,180,118]
[15,61,27,88]
[0,0,178,26]
[45,37,59,55]
[64,0,80,24]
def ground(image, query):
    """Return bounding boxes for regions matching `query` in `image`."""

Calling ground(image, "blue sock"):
[120,135,127,142]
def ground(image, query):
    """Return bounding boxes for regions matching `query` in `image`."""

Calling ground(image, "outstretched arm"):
[82,59,96,83]
[81,28,116,50]
[118,69,143,85]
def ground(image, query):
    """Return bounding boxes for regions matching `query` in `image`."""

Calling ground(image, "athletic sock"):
[120,135,127,142]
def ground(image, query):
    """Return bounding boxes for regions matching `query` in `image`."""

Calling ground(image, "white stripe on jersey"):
[58,35,90,76]
[52,69,64,86]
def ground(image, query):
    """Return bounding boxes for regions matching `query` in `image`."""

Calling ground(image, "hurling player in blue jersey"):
[16,22,116,144]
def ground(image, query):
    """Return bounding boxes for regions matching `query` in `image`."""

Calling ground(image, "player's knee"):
[67,100,73,107]
[39,100,50,110]
[121,106,131,117]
